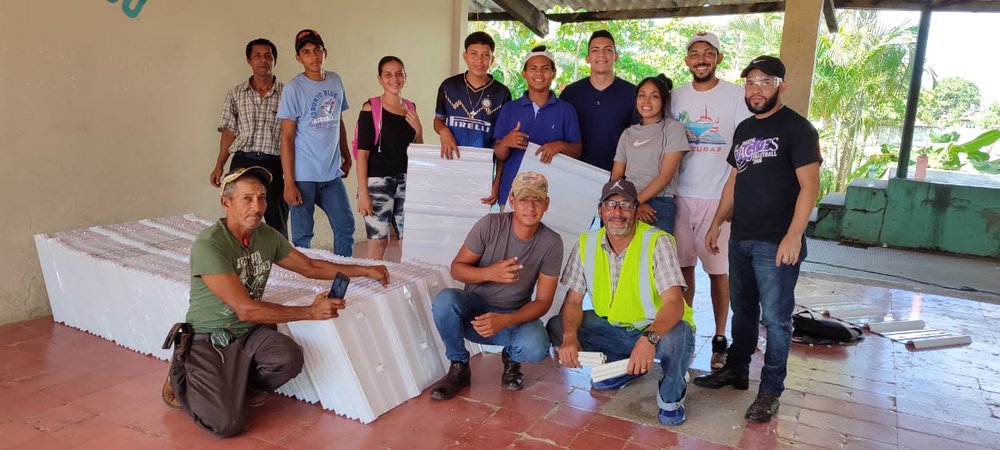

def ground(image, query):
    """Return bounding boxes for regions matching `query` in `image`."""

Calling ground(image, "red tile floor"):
[2,272,999,449]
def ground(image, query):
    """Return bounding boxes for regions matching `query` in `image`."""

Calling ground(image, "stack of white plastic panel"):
[34,214,457,423]
[402,144,495,266]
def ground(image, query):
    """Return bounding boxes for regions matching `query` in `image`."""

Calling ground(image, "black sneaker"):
[745,392,780,422]
[692,367,749,390]
[430,361,471,400]
[711,335,728,371]
[501,348,524,391]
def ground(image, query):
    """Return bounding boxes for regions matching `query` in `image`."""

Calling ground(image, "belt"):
[235,151,280,161]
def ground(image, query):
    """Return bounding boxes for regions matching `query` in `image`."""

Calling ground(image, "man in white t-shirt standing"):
[670,31,752,371]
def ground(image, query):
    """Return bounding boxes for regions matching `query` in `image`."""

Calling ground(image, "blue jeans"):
[727,237,806,397]
[546,311,695,409]
[290,178,355,256]
[646,196,676,235]
[431,288,551,364]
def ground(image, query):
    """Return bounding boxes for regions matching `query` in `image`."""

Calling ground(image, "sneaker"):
[710,335,728,371]
[501,348,524,391]
[745,392,780,422]
[430,361,471,400]
[592,373,645,391]
[162,375,180,410]
[247,389,267,408]
[658,405,686,426]
[692,367,749,390]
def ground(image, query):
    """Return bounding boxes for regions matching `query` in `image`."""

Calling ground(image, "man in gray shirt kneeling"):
[429,172,563,400]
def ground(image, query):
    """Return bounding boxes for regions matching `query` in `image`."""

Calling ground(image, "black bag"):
[792,310,863,345]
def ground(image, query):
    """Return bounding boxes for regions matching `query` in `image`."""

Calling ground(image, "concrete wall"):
[882,179,1000,258]
[0,0,463,325]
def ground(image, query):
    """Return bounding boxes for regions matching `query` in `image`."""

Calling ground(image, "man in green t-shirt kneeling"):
[162,166,389,438]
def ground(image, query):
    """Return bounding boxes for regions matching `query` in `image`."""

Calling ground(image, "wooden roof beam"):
[493,0,548,37]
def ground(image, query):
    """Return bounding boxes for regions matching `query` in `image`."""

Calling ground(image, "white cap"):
[522,46,555,68]
[686,31,721,51]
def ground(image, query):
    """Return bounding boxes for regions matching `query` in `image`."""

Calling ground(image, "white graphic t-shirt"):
[670,81,751,199]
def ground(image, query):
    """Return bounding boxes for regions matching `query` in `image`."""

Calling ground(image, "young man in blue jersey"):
[434,31,512,205]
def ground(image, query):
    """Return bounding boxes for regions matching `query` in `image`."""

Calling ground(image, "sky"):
[881,11,1000,106]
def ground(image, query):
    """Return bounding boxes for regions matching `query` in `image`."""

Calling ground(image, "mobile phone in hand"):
[328,272,350,299]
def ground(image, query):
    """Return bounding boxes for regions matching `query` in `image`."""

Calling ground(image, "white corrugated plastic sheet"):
[401,143,609,321]
[402,144,495,266]
[34,214,457,423]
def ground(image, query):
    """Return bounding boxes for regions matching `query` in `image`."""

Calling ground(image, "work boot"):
[745,392,780,422]
[692,366,749,390]
[162,375,180,410]
[710,335,728,371]
[430,361,471,400]
[501,348,524,391]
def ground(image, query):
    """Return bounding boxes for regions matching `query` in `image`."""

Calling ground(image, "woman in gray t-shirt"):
[612,75,690,234]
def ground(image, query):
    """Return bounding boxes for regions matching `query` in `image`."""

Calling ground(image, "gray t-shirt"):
[463,213,563,310]
[613,118,690,198]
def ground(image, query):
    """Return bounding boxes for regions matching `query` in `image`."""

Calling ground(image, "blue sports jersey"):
[435,73,512,148]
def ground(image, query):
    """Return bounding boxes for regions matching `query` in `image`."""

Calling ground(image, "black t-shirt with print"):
[727,106,821,242]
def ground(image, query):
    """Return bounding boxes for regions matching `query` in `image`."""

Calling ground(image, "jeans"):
[546,310,695,410]
[646,196,677,235]
[726,237,806,397]
[431,288,550,364]
[290,178,355,256]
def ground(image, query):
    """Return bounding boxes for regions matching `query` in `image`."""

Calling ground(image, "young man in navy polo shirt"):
[493,46,582,209]
[560,30,637,172]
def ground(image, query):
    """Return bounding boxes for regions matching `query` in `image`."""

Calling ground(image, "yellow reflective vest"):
[579,221,695,331]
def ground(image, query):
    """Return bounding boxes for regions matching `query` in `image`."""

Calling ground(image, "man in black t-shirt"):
[692,56,821,424]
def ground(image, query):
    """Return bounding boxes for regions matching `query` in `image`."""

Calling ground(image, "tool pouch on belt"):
[162,322,194,360]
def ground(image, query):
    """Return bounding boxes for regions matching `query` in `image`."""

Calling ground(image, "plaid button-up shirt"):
[217,77,283,156]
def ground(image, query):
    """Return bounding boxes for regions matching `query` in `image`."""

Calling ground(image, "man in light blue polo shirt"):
[277,29,355,256]
[493,45,582,208]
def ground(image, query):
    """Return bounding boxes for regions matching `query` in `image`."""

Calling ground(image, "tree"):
[470,14,715,96]
[918,77,982,127]
[729,10,915,192]
[980,101,1000,129]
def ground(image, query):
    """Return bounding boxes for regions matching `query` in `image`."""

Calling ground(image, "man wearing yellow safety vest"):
[547,178,695,426]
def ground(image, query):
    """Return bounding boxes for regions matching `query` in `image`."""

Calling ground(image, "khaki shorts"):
[674,197,729,274]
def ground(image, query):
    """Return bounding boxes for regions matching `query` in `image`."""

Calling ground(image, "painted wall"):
[0,0,464,325]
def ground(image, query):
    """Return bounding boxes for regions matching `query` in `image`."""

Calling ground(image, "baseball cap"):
[295,29,324,52]
[522,45,555,69]
[741,55,786,79]
[686,31,721,51]
[220,166,272,195]
[601,178,638,204]
[510,172,549,200]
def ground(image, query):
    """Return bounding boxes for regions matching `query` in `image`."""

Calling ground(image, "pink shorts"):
[674,197,730,274]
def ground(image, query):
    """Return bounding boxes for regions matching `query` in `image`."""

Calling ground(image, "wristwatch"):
[641,330,660,345]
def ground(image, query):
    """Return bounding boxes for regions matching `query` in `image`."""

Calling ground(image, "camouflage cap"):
[510,171,549,201]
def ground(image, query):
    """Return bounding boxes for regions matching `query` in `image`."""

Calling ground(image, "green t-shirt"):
[185,219,293,335]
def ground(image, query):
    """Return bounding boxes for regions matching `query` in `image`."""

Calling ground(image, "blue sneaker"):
[658,405,686,426]
[591,373,644,390]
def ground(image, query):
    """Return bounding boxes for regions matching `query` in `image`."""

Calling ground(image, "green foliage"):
[926,129,999,171]
[470,16,717,96]
[918,77,982,127]
[979,101,1000,129]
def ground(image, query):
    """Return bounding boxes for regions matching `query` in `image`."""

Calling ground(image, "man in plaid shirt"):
[210,38,288,237]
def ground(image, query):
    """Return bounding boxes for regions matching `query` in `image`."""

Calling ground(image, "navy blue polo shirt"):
[560,77,637,171]
[493,92,582,205]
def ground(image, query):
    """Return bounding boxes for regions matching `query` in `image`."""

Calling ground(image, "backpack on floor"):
[792,310,864,345]
[351,95,416,157]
